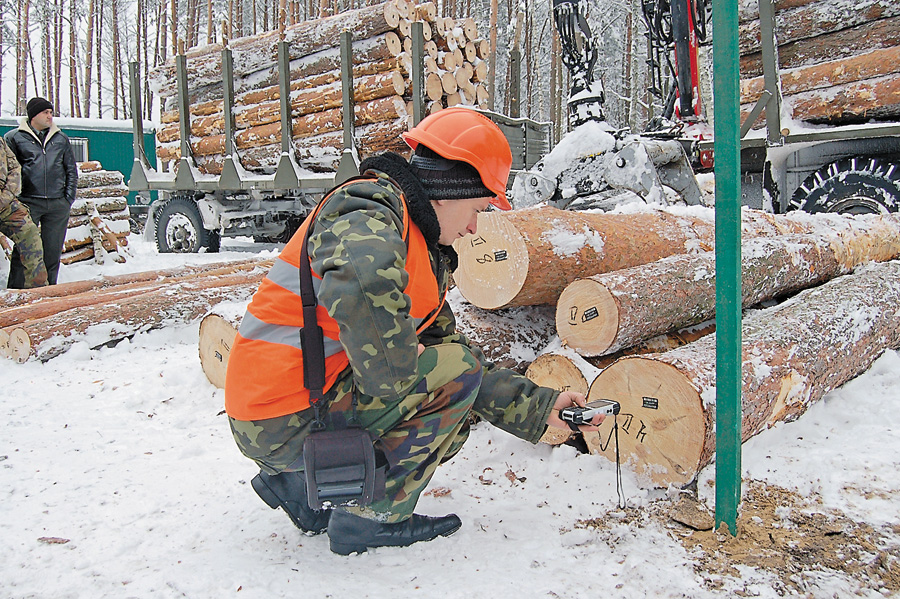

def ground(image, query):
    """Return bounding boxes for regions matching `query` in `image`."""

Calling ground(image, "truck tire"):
[155,196,211,253]
[790,158,900,215]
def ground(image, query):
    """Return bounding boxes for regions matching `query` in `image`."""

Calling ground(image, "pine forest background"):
[0,0,668,144]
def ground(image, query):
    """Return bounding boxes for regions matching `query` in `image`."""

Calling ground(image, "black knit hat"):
[409,145,493,201]
[27,97,53,122]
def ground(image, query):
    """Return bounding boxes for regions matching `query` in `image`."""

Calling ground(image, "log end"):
[8,328,32,364]
[586,356,704,488]
[556,278,619,357]
[526,353,589,446]
[452,212,529,309]
[198,314,239,389]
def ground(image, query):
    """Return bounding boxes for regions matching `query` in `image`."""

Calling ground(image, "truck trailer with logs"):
[130,0,900,255]
[128,0,549,253]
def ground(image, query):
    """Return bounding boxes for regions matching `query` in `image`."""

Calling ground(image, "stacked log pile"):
[0,258,272,363]
[63,162,132,265]
[451,206,900,484]
[738,0,900,126]
[149,0,491,175]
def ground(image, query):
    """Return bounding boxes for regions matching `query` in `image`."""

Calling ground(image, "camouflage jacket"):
[0,137,22,212]
[310,153,558,444]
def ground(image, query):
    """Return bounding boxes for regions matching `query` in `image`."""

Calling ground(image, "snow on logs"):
[150,0,491,174]
[737,0,900,127]
[585,260,900,487]
[556,215,900,357]
[62,162,132,266]
[0,259,272,363]
[450,205,869,311]
[195,288,558,389]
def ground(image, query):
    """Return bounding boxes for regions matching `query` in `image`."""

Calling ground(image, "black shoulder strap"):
[298,175,412,427]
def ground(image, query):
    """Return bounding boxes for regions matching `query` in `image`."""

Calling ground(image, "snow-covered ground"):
[2,232,899,598]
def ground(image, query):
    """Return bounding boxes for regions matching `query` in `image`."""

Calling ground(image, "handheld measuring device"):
[559,398,620,425]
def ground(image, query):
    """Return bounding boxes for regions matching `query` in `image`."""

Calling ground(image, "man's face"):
[31,109,53,131]
[432,196,492,246]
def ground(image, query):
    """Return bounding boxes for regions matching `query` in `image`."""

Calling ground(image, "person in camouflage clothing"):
[224,108,604,555]
[0,136,48,289]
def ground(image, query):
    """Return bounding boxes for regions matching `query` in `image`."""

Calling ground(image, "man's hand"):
[545,391,606,432]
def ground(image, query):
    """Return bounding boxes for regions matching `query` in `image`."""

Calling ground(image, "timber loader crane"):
[517,0,900,215]
[512,0,704,211]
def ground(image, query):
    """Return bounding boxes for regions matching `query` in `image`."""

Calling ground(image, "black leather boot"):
[251,471,331,535]
[327,509,462,555]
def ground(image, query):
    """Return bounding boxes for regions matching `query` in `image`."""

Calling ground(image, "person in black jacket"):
[4,97,78,287]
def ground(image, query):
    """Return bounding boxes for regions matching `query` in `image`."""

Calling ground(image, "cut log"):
[0,259,273,321]
[1,271,267,362]
[150,2,404,98]
[451,207,716,310]
[741,45,900,103]
[585,259,900,488]
[557,219,900,356]
[528,353,589,446]
[740,16,900,77]
[198,313,240,388]
[449,289,556,373]
[452,207,883,310]
[738,0,900,57]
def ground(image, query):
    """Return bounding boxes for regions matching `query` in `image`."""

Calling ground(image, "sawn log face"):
[586,260,900,488]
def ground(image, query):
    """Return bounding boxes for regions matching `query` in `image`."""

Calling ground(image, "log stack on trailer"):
[148,0,491,176]
[738,0,900,127]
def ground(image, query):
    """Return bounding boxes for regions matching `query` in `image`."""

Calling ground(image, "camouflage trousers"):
[0,199,48,289]
[230,342,482,523]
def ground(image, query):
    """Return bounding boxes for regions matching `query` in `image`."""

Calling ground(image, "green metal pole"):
[713,0,742,534]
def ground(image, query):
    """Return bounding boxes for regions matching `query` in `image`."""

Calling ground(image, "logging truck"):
[515,0,900,215]
[128,1,548,253]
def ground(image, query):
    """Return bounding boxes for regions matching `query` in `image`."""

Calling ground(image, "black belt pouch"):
[303,428,385,509]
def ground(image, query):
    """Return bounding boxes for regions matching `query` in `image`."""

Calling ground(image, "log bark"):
[1,271,267,362]
[737,0,900,57]
[557,218,900,357]
[449,290,557,373]
[0,259,273,321]
[740,17,900,77]
[585,260,900,488]
[151,2,403,98]
[452,207,883,310]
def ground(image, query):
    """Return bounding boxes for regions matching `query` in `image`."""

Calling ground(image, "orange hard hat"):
[403,107,513,210]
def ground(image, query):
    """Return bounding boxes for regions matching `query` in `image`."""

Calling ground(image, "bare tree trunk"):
[53,0,63,109]
[69,0,80,116]
[488,0,496,110]
[83,0,94,118]
[157,0,167,63]
[111,0,120,118]
[171,0,178,55]
[96,2,103,117]
[207,0,213,43]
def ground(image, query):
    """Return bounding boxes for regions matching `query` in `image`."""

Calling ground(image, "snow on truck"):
[130,0,900,254]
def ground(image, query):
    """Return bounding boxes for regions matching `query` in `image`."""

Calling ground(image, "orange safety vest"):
[224,180,446,421]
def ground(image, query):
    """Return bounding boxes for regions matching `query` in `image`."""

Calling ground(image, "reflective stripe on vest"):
[224,179,445,421]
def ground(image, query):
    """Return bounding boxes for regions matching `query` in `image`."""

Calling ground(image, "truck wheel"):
[155,196,210,253]
[790,158,900,215]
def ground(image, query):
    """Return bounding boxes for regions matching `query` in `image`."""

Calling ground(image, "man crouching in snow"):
[224,108,605,555]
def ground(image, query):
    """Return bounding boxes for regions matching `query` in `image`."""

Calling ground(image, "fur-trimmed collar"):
[360,152,452,249]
